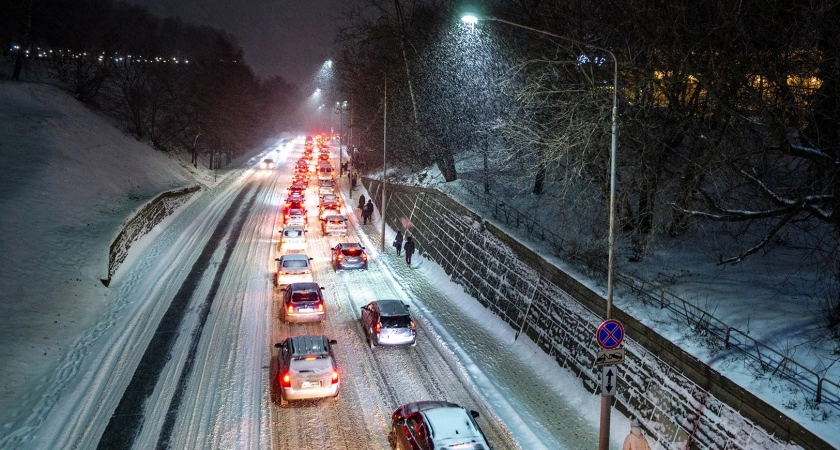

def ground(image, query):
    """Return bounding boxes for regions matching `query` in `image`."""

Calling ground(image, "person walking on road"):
[403,236,415,265]
[622,419,651,450]
[358,194,366,212]
[363,200,374,225]
[393,231,404,256]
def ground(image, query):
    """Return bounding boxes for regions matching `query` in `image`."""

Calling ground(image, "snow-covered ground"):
[0,80,837,449]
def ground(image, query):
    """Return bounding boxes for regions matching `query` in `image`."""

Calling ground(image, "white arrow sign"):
[601,366,618,396]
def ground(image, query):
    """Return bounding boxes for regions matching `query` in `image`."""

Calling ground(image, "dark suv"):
[275,335,340,406]
[361,300,416,348]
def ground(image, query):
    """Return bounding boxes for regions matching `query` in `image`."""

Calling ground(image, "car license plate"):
[301,381,320,388]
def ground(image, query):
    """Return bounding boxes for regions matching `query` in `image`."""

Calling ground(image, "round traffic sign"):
[596,319,625,349]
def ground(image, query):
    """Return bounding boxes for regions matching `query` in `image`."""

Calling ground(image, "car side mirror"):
[319,287,325,291]
[274,258,280,262]
[404,304,410,308]
[395,418,405,426]
[274,343,283,348]
[329,339,338,345]
[470,410,480,419]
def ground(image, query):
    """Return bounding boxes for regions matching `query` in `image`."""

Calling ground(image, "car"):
[293,172,309,185]
[319,193,340,209]
[274,254,314,285]
[361,300,415,348]
[261,158,275,169]
[288,183,307,197]
[321,215,347,236]
[280,282,326,323]
[332,243,368,270]
[318,152,331,162]
[283,198,305,214]
[319,206,341,220]
[319,180,335,196]
[284,208,308,229]
[389,401,490,450]
[274,334,340,406]
[279,225,307,252]
[317,163,334,182]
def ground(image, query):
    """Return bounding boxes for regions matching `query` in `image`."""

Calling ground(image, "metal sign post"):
[596,319,624,450]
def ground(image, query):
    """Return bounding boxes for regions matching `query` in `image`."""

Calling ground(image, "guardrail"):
[454,180,840,410]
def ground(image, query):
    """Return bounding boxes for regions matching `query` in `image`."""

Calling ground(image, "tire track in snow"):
[96,180,258,449]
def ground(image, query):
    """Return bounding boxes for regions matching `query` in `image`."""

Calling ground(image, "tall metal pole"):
[381,76,387,252]
[464,16,619,450]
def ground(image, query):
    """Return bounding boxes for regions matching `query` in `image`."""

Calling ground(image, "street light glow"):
[461,14,478,25]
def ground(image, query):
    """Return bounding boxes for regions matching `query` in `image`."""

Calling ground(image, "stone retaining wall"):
[364,178,830,450]
[101,185,201,286]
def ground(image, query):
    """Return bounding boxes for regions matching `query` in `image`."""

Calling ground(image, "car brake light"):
[337,254,344,261]
[317,301,324,312]
[278,270,286,275]
[331,370,339,384]
[374,322,381,334]
[280,372,291,387]
[287,305,294,314]
[362,254,367,261]
[411,320,416,332]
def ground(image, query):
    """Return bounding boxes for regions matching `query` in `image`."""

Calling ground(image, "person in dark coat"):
[358,194,366,211]
[403,236,415,265]
[363,200,374,225]
[393,231,403,256]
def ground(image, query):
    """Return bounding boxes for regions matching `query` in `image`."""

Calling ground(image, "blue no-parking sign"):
[596,319,624,350]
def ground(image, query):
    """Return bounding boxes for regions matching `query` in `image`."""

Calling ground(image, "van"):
[317,163,334,182]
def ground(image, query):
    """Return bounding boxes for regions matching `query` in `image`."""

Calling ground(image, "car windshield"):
[282,259,309,269]
[381,316,411,328]
[291,292,320,303]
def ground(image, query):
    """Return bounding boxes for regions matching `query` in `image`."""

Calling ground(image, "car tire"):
[280,391,288,407]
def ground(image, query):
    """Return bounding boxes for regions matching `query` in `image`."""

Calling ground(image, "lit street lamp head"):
[461,14,479,25]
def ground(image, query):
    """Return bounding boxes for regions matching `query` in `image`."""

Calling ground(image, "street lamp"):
[381,75,387,252]
[462,14,619,450]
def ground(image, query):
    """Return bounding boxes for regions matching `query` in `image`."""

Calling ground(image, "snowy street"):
[1,137,616,449]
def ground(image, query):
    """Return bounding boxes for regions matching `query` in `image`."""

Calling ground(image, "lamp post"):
[462,14,619,450]
[381,75,387,252]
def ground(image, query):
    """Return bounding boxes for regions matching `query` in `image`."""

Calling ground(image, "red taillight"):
[331,370,339,384]
[411,320,416,333]
[374,322,381,334]
[287,305,294,314]
[317,301,324,312]
[337,254,344,261]
[362,254,368,261]
[280,372,291,387]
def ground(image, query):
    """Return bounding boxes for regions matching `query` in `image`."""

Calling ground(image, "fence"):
[452,180,840,411]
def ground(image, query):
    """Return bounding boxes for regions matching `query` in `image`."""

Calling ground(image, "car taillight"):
[411,320,416,333]
[280,372,291,387]
[331,370,339,384]
[374,322,381,334]
[278,270,287,275]
[304,268,312,274]
[287,305,294,314]
[317,301,324,312]
[362,254,367,261]
[281,238,286,243]
[337,254,344,261]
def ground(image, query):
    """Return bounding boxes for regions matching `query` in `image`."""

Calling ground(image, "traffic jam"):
[265,135,499,450]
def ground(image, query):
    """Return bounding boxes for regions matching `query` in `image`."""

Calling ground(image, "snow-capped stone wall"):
[102,185,201,286]
[365,179,827,450]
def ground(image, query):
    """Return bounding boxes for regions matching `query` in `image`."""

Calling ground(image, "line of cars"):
[271,137,491,450]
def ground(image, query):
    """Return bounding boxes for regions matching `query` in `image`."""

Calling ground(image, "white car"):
[321,215,347,236]
[274,254,314,285]
[279,225,306,252]
[275,334,340,406]
[318,180,335,197]
[284,208,308,230]
[319,206,341,220]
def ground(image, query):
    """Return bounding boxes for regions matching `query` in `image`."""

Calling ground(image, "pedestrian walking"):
[622,419,651,450]
[393,231,404,256]
[363,200,374,225]
[358,194,366,211]
[403,236,415,265]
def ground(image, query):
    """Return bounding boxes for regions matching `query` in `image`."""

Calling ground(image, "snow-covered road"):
[2,140,612,450]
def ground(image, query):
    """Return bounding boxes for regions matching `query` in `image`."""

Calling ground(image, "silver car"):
[281,282,326,323]
[274,335,340,406]
[321,215,347,236]
[279,225,306,252]
[361,300,416,348]
[274,254,314,286]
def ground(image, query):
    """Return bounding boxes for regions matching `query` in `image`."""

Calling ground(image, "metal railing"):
[455,180,840,409]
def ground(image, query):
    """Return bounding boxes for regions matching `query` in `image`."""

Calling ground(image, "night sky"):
[126,0,349,88]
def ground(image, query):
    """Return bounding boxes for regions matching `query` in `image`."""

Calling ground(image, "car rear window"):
[342,248,362,256]
[291,291,320,303]
[381,316,411,328]
[284,229,303,237]
[282,259,309,269]
[328,219,344,225]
